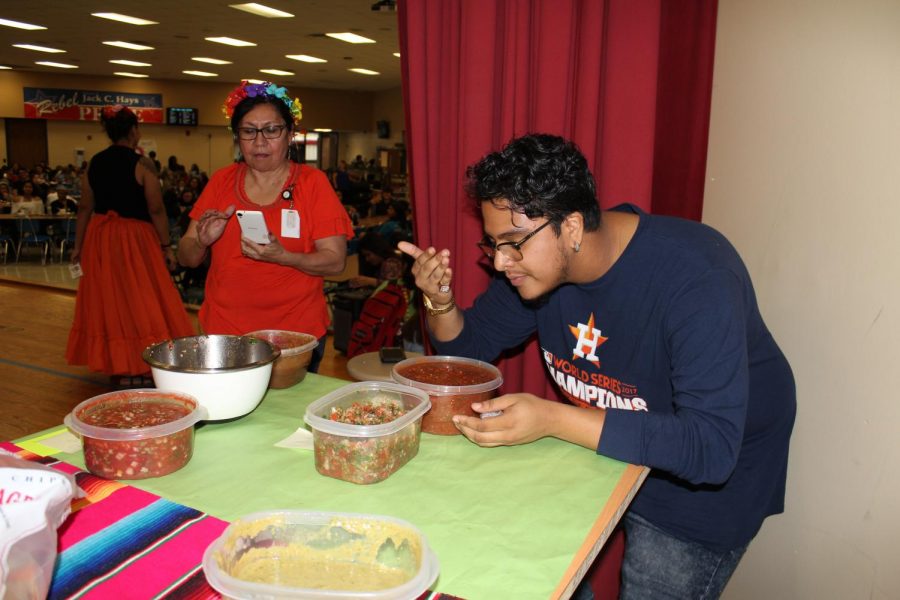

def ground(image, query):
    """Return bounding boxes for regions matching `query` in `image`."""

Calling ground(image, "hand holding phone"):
[236,210,271,244]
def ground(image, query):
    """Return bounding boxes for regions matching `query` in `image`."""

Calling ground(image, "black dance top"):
[88,145,151,222]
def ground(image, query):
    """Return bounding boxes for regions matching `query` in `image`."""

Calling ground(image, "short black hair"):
[465,133,601,232]
[100,107,139,142]
[230,95,294,134]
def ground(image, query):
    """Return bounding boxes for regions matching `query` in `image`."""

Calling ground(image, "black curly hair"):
[465,133,601,232]
[100,106,139,142]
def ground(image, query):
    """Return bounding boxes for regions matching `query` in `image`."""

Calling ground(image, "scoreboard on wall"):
[166,107,199,126]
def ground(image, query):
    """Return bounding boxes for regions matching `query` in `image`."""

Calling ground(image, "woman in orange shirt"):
[177,81,354,372]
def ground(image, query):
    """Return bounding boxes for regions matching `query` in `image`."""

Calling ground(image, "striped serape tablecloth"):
[2,442,461,600]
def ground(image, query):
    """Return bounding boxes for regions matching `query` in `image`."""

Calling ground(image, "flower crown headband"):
[222,80,303,127]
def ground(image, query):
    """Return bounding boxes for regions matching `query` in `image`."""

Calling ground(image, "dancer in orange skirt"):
[66,105,194,382]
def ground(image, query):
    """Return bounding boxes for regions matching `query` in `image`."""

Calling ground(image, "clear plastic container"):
[202,510,439,599]
[64,389,205,480]
[304,382,430,484]
[247,329,319,389]
[391,355,503,435]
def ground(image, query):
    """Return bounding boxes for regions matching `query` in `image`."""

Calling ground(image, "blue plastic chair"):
[15,215,52,264]
[58,217,78,262]
[0,233,15,264]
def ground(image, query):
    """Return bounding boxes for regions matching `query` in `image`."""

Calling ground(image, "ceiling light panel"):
[91,13,158,26]
[326,32,376,44]
[36,61,78,69]
[192,57,232,65]
[0,65,13,70]
[229,3,294,18]
[183,70,218,77]
[13,43,65,53]
[260,68,293,76]
[114,72,149,78]
[0,18,46,30]
[286,54,327,63]
[103,41,154,50]
[349,68,380,75]
[205,36,256,47]
[109,59,151,67]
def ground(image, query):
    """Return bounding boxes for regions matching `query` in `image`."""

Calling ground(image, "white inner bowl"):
[143,335,280,421]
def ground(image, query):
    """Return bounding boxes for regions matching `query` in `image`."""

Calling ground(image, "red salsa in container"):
[65,390,204,480]
[247,330,318,389]
[392,357,503,436]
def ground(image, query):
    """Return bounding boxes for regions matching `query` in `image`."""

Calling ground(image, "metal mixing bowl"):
[143,335,281,420]
[143,334,280,373]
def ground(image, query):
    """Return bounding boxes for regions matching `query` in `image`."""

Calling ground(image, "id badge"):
[281,209,300,238]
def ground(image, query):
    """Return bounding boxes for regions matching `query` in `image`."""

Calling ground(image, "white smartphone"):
[235,210,271,244]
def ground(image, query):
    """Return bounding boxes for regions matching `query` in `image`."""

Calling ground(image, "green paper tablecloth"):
[49,374,638,599]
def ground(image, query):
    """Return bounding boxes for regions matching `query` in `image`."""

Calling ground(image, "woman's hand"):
[196,205,235,248]
[397,241,453,305]
[241,233,287,263]
[164,247,178,271]
[451,393,554,447]
[70,249,81,265]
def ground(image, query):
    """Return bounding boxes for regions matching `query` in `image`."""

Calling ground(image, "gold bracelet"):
[422,294,455,316]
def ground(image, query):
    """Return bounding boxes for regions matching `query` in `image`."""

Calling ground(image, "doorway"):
[5,118,49,168]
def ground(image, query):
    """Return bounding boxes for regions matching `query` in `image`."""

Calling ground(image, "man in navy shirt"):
[399,133,795,599]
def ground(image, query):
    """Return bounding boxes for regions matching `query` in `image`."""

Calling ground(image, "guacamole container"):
[202,510,440,599]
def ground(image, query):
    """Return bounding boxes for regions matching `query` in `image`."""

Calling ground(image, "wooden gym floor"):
[0,279,352,443]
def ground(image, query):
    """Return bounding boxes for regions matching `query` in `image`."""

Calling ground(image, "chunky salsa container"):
[391,355,503,435]
[64,389,205,480]
[303,382,430,484]
[246,329,319,389]
[202,510,440,599]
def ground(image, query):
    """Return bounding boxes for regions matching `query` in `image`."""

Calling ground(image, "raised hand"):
[397,241,454,305]
[196,204,235,248]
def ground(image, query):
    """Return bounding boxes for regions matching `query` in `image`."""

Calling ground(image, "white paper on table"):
[42,430,82,454]
[274,427,314,450]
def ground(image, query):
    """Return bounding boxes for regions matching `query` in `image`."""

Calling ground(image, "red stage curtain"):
[399,0,717,593]
[651,1,719,220]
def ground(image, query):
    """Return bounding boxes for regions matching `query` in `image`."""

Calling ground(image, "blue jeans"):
[307,335,327,373]
[573,512,748,600]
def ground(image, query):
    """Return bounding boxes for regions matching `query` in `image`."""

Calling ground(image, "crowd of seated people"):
[1,162,85,254]
[157,155,210,304]
[0,157,210,304]
[2,154,416,321]
[1,162,83,216]
[327,154,411,243]
[325,154,422,351]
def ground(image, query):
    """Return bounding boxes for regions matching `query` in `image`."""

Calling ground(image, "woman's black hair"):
[465,133,601,232]
[100,107,139,142]
[230,94,294,134]
[387,200,408,221]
